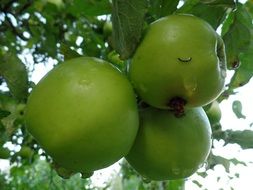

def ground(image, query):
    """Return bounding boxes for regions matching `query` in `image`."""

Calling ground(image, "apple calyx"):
[168,97,187,117]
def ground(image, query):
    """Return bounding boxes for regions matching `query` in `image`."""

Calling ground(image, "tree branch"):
[1,0,17,12]
[17,0,34,15]
[4,13,29,41]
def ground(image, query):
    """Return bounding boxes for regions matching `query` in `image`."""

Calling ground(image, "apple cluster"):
[126,14,227,180]
[24,14,226,181]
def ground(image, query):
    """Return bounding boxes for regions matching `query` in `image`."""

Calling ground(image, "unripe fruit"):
[126,107,212,180]
[25,57,139,175]
[129,14,226,109]
[204,100,222,125]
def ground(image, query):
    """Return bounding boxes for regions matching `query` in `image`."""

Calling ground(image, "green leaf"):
[226,130,253,149]
[228,37,253,88]
[67,0,111,17]
[0,147,10,159]
[0,51,28,102]
[60,43,81,60]
[187,4,227,29]
[7,157,91,189]
[192,180,203,188]
[123,175,142,190]
[112,0,147,59]
[232,100,246,119]
[41,33,58,58]
[229,158,247,166]
[245,1,253,17]
[0,109,11,119]
[0,92,17,111]
[148,0,180,19]
[201,0,235,7]
[47,0,64,8]
[222,3,253,69]
[177,0,201,13]
[0,92,26,141]
[178,0,235,29]
[207,152,246,173]
[212,155,231,173]
[167,179,185,190]
[160,0,180,16]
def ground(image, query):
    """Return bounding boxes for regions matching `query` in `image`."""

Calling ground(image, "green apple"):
[204,100,222,125]
[126,107,212,180]
[129,14,226,109]
[25,57,139,176]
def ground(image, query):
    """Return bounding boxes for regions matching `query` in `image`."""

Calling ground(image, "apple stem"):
[168,97,186,117]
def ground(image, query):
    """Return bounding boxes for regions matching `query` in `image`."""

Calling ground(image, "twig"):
[17,0,34,15]
[1,0,17,12]
[4,13,29,41]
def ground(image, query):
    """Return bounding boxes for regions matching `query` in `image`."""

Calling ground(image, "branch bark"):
[4,13,29,41]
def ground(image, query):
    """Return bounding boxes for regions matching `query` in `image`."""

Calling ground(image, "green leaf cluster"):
[0,157,91,190]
